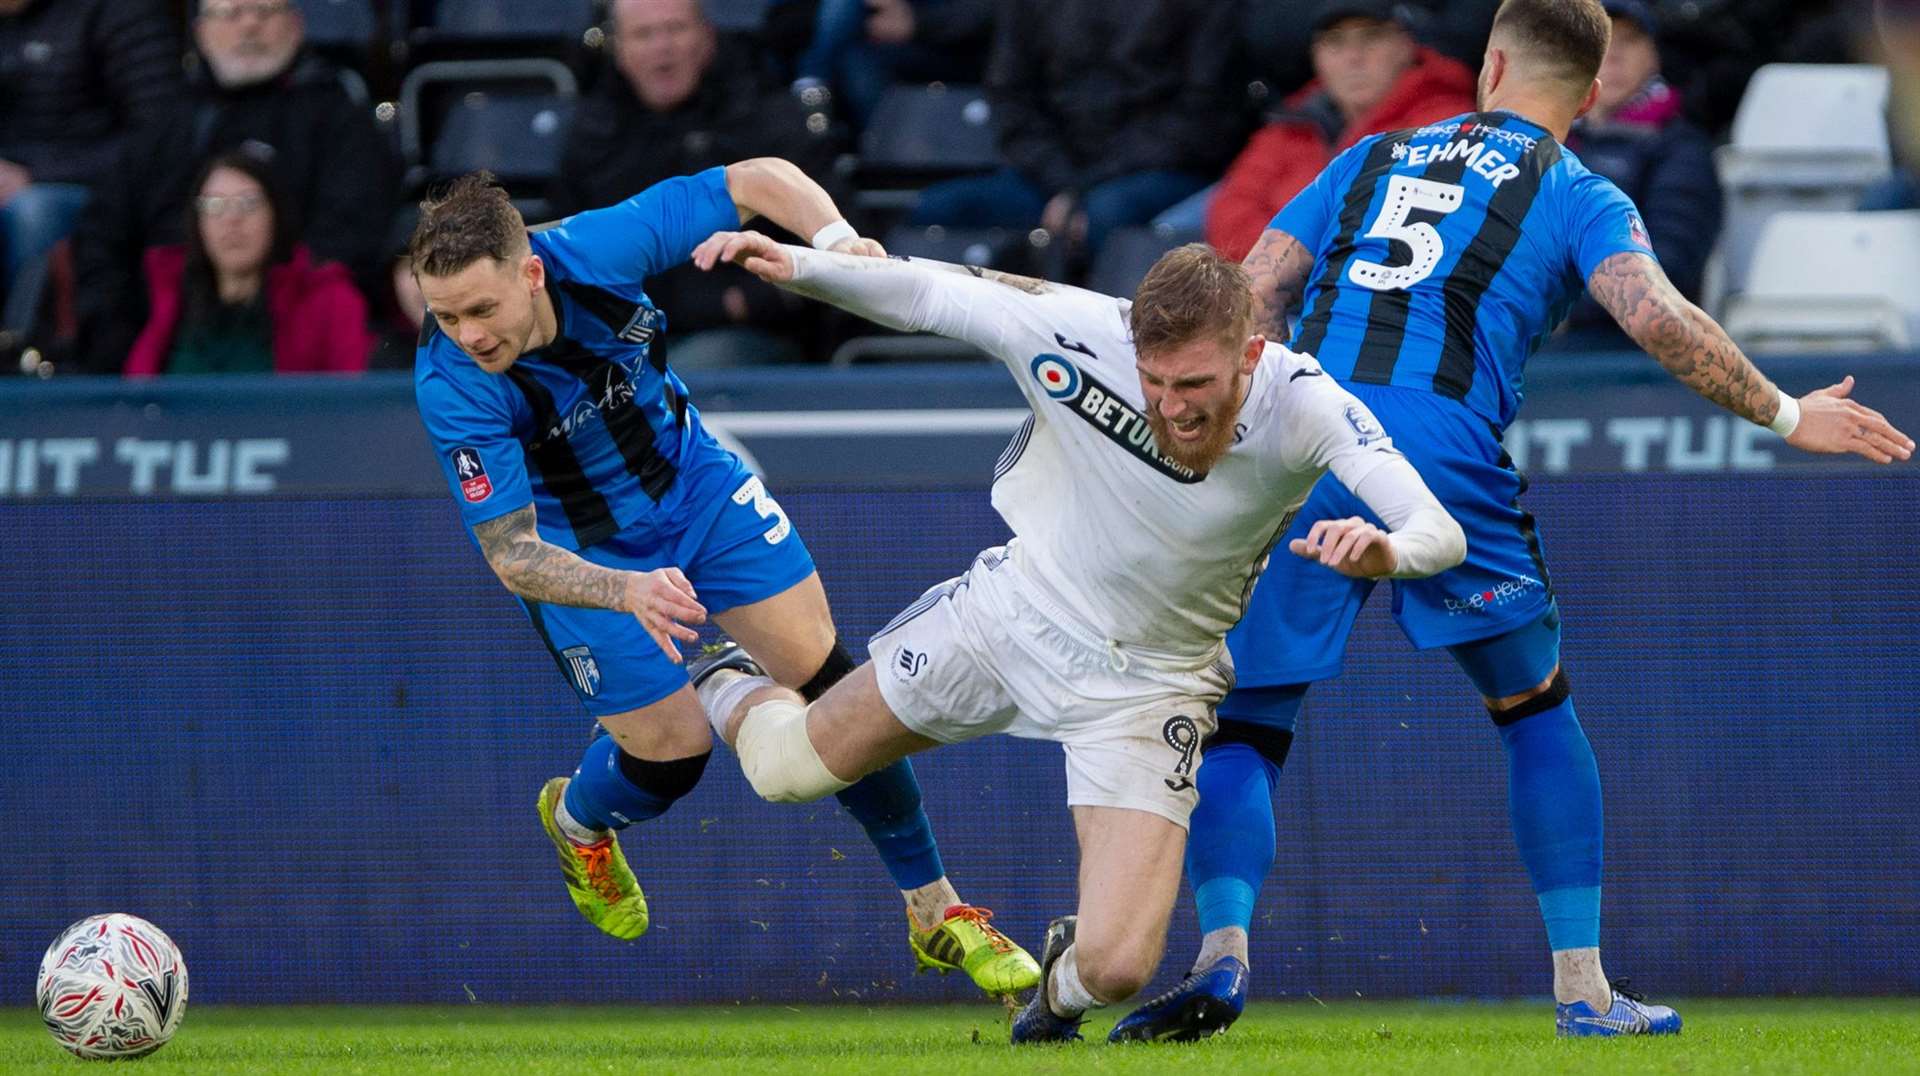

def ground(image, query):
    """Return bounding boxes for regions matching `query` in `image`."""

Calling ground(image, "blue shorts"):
[521,444,816,716]
[1228,382,1555,687]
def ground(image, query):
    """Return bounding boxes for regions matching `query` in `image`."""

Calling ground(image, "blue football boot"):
[1556,980,1682,1037]
[1108,954,1249,1043]
[1010,916,1084,1044]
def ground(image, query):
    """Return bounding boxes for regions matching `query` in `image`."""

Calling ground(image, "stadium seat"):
[1085,227,1183,300]
[398,59,579,188]
[861,84,998,173]
[856,84,1000,211]
[423,0,595,41]
[880,224,1029,272]
[703,0,770,32]
[296,0,376,47]
[428,93,574,185]
[1721,210,1920,353]
[1714,64,1892,297]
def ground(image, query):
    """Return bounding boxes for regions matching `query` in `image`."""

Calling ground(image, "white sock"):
[1553,946,1611,1008]
[1195,927,1249,972]
[1047,946,1103,1018]
[696,670,776,741]
[552,789,605,845]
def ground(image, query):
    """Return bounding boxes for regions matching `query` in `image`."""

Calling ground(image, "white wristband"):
[809,220,858,251]
[1767,388,1801,437]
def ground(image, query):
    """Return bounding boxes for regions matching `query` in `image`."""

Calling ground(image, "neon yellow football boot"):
[909,904,1042,997]
[537,777,650,940]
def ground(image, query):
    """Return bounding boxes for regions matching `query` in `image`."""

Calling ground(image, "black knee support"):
[1486,668,1572,728]
[616,748,712,803]
[1205,717,1296,769]
[799,639,857,702]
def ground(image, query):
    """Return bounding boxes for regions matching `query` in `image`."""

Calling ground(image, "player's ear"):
[523,253,545,294]
[1241,334,1265,373]
[1573,77,1602,121]
[1478,47,1504,101]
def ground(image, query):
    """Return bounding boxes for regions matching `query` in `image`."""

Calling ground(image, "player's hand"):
[1289,517,1398,579]
[691,230,795,282]
[622,567,707,663]
[1784,376,1915,464]
[865,0,915,44]
[0,159,31,205]
[828,234,887,258]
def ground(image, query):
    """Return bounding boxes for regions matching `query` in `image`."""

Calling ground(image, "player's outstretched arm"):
[1587,251,1914,464]
[694,230,1042,358]
[472,505,707,662]
[722,158,884,257]
[1242,228,1316,341]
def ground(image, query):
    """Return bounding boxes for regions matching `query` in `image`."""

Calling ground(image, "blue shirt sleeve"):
[1269,137,1370,248]
[1561,168,1659,281]
[530,166,739,286]
[416,359,534,529]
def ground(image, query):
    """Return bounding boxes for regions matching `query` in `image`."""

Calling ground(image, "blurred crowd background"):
[1,0,1916,378]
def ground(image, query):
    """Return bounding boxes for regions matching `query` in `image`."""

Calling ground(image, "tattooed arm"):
[1585,251,1779,422]
[1242,228,1317,342]
[472,506,707,660]
[1586,252,1914,463]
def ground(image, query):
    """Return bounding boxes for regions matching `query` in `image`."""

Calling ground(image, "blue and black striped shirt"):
[1272,110,1654,430]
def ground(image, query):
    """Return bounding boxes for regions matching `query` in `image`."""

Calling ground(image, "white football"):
[36,914,189,1060]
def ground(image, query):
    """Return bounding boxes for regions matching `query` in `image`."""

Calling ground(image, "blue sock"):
[1188,743,1280,935]
[1186,685,1303,937]
[1496,696,1604,951]
[563,734,684,831]
[835,760,946,891]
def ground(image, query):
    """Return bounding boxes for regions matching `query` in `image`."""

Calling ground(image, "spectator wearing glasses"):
[0,0,183,309]
[125,149,372,376]
[72,0,397,371]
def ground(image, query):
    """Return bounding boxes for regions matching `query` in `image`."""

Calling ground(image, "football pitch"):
[5,1000,1919,1073]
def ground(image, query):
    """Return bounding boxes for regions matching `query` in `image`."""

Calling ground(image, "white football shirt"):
[784,248,1464,666]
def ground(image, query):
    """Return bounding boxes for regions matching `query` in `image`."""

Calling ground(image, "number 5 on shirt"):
[1349,176,1466,292]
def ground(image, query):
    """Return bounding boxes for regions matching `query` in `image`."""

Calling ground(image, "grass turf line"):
[4,1000,1918,1073]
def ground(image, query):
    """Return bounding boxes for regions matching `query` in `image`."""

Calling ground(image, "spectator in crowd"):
[787,0,994,130]
[71,0,398,372]
[0,0,183,308]
[906,0,1242,264]
[125,149,372,376]
[549,0,845,368]
[1557,0,1721,343]
[1205,0,1475,262]
[368,209,429,371]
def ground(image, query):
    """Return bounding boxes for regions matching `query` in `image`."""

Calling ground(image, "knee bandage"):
[734,699,852,803]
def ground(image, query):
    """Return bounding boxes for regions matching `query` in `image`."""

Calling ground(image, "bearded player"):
[682,233,1466,1043]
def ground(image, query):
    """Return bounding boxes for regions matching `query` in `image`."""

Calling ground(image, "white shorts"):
[869,546,1234,827]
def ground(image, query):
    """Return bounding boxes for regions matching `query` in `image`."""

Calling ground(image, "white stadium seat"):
[1713,64,1892,300]
[1721,210,1920,353]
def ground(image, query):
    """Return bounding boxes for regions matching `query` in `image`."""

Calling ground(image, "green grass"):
[5,1000,1918,1073]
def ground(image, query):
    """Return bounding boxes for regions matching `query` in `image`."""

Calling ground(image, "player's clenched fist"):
[621,567,706,663]
[1290,517,1398,579]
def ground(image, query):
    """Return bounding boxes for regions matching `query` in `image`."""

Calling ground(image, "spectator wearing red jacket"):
[126,149,370,376]
[1206,0,1474,261]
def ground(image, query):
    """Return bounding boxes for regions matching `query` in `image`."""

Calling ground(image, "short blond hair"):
[1129,244,1254,356]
